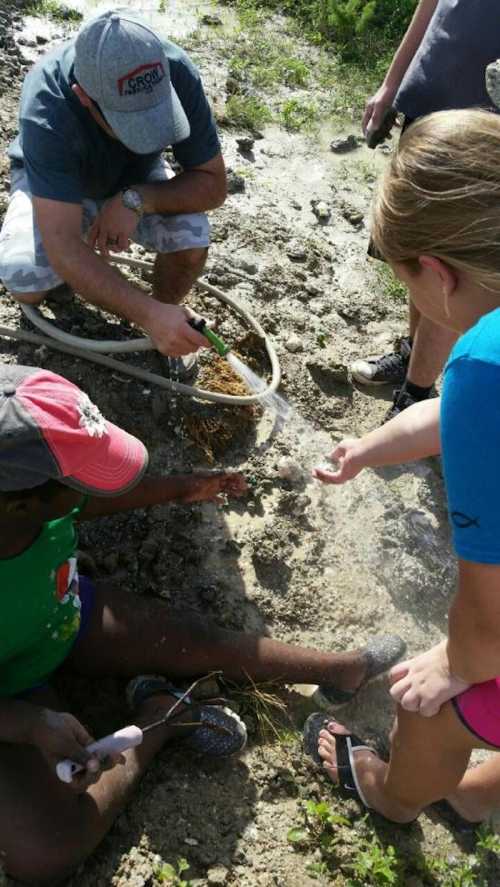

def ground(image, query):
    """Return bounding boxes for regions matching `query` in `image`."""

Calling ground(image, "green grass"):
[226,0,418,121]
[155,858,192,886]
[27,0,82,22]
[376,263,407,301]
[280,97,319,131]
[288,801,500,886]
[224,94,273,130]
[229,35,311,90]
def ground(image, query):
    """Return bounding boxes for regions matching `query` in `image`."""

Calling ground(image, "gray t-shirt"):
[8,38,220,204]
[396,0,500,119]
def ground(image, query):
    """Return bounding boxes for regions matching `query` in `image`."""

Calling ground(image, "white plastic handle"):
[56,724,144,783]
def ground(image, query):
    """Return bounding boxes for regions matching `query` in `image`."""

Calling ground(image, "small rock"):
[236,136,254,153]
[486,58,500,107]
[341,203,364,226]
[330,134,361,153]
[285,334,303,353]
[311,200,331,222]
[184,836,199,846]
[207,865,229,885]
[201,13,222,25]
[290,199,302,210]
[36,34,49,45]
[287,242,307,262]
[277,457,305,483]
[227,171,246,194]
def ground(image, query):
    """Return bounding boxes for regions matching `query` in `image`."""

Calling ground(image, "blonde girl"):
[306,109,500,825]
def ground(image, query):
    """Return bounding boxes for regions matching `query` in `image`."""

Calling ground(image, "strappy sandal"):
[303,713,376,808]
[127,674,247,758]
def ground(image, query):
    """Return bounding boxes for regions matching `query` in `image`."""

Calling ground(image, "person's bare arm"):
[32,198,207,357]
[363,0,438,134]
[79,472,247,520]
[87,155,226,254]
[136,153,227,214]
[314,397,440,484]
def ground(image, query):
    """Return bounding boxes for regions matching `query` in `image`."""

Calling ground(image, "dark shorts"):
[367,115,415,262]
[15,575,96,698]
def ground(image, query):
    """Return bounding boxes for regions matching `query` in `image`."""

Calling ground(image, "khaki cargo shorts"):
[0,163,210,294]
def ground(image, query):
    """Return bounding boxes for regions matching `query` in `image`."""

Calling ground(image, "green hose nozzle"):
[189,318,232,358]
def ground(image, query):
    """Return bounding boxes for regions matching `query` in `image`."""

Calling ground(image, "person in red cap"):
[0,366,405,883]
[0,9,227,378]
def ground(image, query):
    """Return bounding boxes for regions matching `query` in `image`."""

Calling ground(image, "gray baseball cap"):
[74,9,190,154]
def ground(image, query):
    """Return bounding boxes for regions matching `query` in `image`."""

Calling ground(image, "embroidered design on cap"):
[117,61,165,96]
[77,393,107,438]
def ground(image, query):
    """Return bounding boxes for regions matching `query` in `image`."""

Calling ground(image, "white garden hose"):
[5,253,281,406]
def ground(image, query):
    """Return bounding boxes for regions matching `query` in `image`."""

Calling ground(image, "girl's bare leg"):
[68,585,374,691]
[447,755,500,822]
[0,687,193,885]
[317,702,485,823]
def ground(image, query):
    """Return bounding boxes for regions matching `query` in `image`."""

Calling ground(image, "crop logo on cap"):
[118,61,165,97]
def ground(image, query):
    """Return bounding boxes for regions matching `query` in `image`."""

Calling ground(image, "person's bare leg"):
[406,314,458,388]
[68,585,377,692]
[446,755,500,822]
[152,247,208,305]
[316,702,481,823]
[0,689,195,885]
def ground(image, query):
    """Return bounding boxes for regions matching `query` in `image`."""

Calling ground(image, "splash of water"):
[226,353,292,421]
[226,352,333,475]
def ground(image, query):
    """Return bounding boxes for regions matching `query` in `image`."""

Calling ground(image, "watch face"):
[123,189,142,212]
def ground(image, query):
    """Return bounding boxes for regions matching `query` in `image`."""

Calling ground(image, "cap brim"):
[104,85,190,154]
[63,419,148,497]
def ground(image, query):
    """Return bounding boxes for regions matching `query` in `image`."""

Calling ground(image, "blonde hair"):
[371,109,500,292]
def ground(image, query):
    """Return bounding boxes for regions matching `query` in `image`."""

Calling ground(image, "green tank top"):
[0,500,87,696]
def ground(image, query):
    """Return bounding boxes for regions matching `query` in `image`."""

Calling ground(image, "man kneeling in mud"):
[0,9,225,377]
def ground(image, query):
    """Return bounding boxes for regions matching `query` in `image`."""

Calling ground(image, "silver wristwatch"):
[121,188,144,218]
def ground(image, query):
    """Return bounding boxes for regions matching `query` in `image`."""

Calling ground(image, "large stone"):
[486,59,500,107]
[330,134,361,153]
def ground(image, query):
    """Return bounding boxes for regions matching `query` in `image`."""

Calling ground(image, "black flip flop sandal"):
[303,713,376,808]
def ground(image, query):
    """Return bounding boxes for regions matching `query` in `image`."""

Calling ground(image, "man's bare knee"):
[158,246,208,271]
[11,289,47,306]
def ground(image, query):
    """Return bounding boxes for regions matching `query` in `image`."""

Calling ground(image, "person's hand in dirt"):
[179,471,248,504]
[389,641,470,717]
[87,193,139,256]
[31,709,123,793]
[312,439,365,485]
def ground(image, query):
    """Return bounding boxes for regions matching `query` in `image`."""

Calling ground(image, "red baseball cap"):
[0,366,148,494]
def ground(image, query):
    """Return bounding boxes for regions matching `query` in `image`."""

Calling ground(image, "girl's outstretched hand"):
[389,641,470,718]
[312,439,365,485]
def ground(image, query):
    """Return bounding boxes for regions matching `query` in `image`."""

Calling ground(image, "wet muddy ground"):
[1,0,499,884]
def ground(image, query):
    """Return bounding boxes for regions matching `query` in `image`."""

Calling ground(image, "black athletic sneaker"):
[350,336,412,386]
[383,386,419,423]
